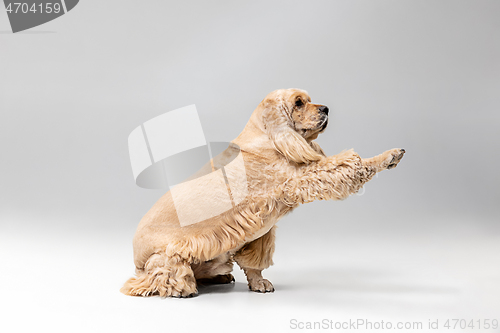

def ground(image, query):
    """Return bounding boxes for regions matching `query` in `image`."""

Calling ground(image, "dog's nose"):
[318,106,329,115]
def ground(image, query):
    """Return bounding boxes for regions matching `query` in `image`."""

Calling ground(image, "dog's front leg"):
[282,148,405,205]
[363,148,406,172]
[234,226,276,293]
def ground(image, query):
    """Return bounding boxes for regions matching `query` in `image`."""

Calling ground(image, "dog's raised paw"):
[248,279,275,293]
[385,148,405,169]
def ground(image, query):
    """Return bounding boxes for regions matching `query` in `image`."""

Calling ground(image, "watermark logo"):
[128,105,249,227]
[3,0,79,33]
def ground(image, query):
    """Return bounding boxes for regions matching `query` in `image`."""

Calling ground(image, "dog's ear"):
[261,99,323,164]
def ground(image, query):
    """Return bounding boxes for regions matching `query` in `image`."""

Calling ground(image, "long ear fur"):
[261,99,323,164]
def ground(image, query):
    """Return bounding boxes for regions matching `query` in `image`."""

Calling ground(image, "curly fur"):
[121,88,405,297]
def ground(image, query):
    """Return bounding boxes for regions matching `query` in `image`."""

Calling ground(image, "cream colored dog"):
[121,88,405,297]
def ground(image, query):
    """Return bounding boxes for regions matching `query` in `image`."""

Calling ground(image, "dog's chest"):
[229,215,279,254]
[246,223,274,243]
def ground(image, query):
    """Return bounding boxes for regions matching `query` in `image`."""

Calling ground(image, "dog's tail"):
[120,271,159,297]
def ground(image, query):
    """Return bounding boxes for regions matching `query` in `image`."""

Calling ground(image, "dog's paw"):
[214,273,235,284]
[198,273,235,285]
[248,279,275,293]
[167,282,198,298]
[168,289,198,298]
[383,148,405,170]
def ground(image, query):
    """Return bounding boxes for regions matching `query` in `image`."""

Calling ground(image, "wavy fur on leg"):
[121,253,197,297]
[282,148,405,205]
[282,149,375,205]
[243,268,275,293]
[234,225,276,270]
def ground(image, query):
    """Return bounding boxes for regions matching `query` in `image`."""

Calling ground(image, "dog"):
[121,88,405,297]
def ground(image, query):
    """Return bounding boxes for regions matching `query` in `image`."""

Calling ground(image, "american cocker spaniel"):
[121,88,405,297]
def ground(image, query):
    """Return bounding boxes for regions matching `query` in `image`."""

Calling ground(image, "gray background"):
[1,1,499,332]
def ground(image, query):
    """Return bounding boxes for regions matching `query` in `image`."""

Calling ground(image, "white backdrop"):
[1,1,499,332]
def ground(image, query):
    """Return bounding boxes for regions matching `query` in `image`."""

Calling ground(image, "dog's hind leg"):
[234,226,276,293]
[120,252,197,298]
[192,252,235,284]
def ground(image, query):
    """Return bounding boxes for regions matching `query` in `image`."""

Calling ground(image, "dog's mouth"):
[297,117,329,138]
[317,117,328,132]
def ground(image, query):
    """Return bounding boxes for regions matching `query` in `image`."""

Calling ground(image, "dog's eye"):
[295,99,303,107]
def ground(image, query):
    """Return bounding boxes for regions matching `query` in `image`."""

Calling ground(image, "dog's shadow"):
[196,281,248,295]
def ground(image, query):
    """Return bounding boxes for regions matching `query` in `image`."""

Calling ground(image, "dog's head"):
[259,88,329,164]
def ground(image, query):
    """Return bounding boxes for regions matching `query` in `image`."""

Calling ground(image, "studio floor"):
[2,211,499,333]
